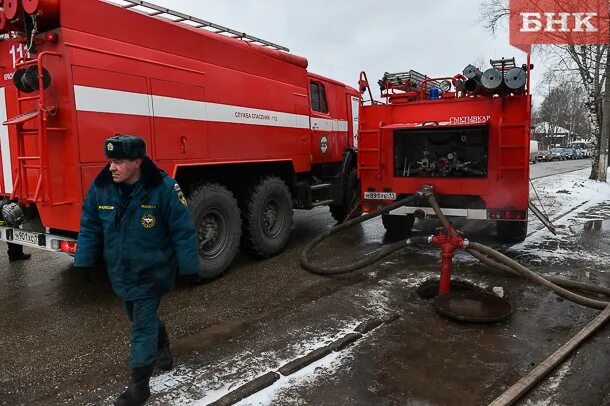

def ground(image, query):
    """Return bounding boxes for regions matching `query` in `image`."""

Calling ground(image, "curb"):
[209,372,280,406]
[278,346,332,376]
[354,318,383,334]
[329,332,362,352]
[209,314,399,405]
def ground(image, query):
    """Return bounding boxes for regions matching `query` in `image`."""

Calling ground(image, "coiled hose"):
[301,194,429,275]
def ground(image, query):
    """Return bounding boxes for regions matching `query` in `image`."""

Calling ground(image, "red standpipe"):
[430,226,468,295]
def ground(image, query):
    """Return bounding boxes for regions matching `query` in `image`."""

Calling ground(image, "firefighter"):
[73,135,199,406]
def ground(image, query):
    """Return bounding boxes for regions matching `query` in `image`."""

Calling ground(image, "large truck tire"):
[188,183,242,279]
[496,220,528,243]
[241,176,293,258]
[381,214,415,237]
[330,168,359,223]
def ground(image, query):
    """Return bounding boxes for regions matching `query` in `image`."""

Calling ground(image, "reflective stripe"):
[74,85,152,117]
[0,87,13,194]
[389,206,488,220]
[310,116,348,132]
[73,85,328,130]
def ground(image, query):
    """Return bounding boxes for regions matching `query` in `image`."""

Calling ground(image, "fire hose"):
[301,185,610,405]
[301,188,610,307]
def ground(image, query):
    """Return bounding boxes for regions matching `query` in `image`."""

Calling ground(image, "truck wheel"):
[381,214,415,237]
[241,177,293,258]
[496,220,528,243]
[188,184,242,279]
[329,168,359,223]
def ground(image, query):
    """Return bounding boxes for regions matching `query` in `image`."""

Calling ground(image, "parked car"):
[563,147,577,160]
[536,150,552,162]
[549,148,566,161]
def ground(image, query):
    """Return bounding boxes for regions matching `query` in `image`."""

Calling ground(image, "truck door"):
[309,80,334,164]
[349,95,360,150]
[150,79,207,160]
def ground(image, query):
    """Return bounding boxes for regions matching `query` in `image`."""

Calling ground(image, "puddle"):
[572,219,610,233]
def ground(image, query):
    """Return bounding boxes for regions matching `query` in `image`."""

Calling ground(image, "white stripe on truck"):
[0,87,13,194]
[73,85,347,132]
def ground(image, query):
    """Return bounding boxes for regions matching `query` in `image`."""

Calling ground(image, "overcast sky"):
[138,0,543,104]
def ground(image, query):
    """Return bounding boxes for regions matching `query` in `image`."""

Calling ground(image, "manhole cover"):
[434,290,512,323]
[416,279,478,300]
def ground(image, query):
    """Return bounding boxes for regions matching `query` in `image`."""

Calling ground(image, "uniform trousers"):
[123,297,163,368]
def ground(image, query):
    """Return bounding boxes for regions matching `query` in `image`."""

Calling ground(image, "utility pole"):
[599,45,610,182]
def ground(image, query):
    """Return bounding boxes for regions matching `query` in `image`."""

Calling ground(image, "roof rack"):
[105,0,290,52]
[490,57,516,72]
[379,70,441,93]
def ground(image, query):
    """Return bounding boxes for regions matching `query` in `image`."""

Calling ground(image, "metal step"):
[311,199,334,207]
[310,183,332,191]
[3,109,39,126]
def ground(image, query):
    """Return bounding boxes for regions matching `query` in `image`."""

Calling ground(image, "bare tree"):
[479,0,609,180]
[539,81,589,146]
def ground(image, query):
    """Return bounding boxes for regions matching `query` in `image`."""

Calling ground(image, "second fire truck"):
[357,58,532,242]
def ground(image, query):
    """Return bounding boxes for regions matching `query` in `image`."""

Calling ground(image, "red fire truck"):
[0,0,360,277]
[358,58,532,242]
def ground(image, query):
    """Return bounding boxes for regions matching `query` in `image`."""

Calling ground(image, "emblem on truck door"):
[320,136,329,154]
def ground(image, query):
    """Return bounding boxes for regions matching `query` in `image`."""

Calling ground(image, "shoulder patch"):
[173,183,187,206]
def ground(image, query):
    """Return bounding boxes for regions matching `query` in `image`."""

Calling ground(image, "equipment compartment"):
[393,125,488,178]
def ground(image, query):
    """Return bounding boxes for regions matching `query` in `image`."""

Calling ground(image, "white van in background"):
[530,140,539,164]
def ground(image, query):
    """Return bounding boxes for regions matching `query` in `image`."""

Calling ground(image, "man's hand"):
[71,264,94,284]
[177,274,202,286]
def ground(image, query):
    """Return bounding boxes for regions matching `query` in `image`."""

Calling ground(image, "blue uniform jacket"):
[74,158,199,300]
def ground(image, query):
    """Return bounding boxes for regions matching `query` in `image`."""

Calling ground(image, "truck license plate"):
[364,191,397,200]
[12,230,41,245]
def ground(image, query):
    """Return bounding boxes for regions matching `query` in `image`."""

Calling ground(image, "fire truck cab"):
[358,59,532,242]
[0,0,360,278]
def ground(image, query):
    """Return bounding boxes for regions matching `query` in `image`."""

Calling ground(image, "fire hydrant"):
[429,226,469,295]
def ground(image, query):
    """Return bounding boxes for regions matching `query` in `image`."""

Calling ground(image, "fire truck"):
[357,58,532,242]
[0,0,361,278]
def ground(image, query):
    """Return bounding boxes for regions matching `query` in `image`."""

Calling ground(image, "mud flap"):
[528,201,556,235]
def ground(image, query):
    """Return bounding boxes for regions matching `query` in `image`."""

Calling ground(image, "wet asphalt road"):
[0,159,607,405]
[530,158,590,179]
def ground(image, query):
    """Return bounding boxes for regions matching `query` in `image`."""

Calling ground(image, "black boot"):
[114,364,154,406]
[156,322,173,371]
[7,243,31,262]
[8,253,31,262]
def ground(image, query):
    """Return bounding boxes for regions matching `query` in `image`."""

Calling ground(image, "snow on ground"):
[528,168,610,220]
[511,169,610,268]
[150,321,360,405]
[234,349,354,406]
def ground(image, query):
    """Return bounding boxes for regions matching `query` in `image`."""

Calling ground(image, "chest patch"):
[141,214,157,229]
